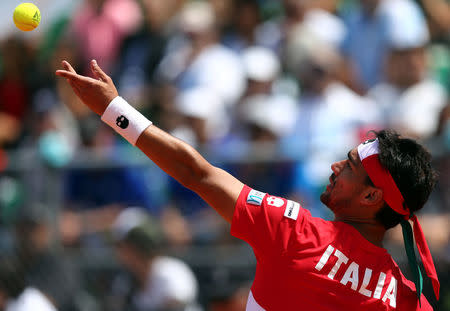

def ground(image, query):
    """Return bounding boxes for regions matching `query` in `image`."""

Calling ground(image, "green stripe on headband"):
[401,219,423,306]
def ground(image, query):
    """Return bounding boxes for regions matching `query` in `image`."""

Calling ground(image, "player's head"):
[321,129,437,228]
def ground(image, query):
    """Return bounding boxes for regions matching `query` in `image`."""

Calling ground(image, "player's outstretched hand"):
[55,60,118,115]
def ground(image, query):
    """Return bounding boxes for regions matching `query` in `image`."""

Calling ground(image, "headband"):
[358,139,439,304]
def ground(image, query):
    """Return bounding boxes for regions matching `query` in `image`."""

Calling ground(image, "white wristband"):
[101,96,152,145]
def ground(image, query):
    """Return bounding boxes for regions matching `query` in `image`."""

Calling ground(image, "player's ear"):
[361,187,383,207]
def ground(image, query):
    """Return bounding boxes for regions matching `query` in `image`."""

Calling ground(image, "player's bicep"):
[193,165,244,223]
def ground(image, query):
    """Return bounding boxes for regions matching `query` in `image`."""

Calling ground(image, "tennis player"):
[56,60,439,310]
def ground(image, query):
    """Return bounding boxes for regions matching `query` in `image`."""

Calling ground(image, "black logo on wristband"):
[116,115,129,129]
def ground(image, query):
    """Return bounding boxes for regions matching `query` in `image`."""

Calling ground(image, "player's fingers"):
[55,70,79,80]
[62,60,77,74]
[90,60,109,82]
[55,70,93,84]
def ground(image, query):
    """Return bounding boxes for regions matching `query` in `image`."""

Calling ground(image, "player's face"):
[320,147,371,216]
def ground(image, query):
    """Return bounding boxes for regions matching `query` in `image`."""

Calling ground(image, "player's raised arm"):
[55,60,244,223]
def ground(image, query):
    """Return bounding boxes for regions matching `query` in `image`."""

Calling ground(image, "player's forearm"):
[136,125,212,191]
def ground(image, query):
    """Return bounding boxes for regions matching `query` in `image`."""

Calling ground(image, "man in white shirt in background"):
[0,258,57,311]
[109,208,201,311]
[367,0,448,139]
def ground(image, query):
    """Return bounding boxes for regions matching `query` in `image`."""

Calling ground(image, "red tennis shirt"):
[230,185,433,311]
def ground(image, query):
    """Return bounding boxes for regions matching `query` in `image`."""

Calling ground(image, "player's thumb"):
[91,60,108,82]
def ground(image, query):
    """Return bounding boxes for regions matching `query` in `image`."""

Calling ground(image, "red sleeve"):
[230,185,307,259]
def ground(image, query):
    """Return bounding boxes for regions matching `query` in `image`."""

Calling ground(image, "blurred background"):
[0,0,448,310]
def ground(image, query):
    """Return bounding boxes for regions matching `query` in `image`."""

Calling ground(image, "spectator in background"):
[12,204,84,311]
[340,0,430,93]
[237,0,335,56]
[0,37,31,148]
[109,211,200,311]
[38,38,96,148]
[240,46,289,100]
[208,281,250,311]
[114,0,183,106]
[221,0,264,52]
[26,42,82,168]
[110,206,192,248]
[0,258,57,311]
[209,0,234,32]
[262,0,341,55]
[417,0,450,42]
[71,0,142,74]
[416,0,450,94]
[367,0,448,140]
[281,0,339,34]
[233,46,298,148]
[428,103,450,211]
[282,9,379,215]
[171,87,229,148]
[156,1,245,108]
[340,0,389,92]
[60,157,162,248]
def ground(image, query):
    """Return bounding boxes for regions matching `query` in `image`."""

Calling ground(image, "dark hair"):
[120,224,164,259]
[373,130,438,229]
[0,258,26,298]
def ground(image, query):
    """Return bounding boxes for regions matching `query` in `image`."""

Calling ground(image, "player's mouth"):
[326,174,336,191]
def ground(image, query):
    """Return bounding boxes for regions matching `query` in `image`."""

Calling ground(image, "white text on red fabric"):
[315,245,397,308]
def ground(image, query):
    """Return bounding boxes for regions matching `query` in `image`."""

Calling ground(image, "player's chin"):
[320,187,335,210]
[320,191,330,206]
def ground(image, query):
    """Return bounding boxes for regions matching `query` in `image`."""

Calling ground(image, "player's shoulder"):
[255,188,337,230]
[239,185,338,232]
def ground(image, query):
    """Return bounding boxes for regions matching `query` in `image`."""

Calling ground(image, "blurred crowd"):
[0,0,449,310]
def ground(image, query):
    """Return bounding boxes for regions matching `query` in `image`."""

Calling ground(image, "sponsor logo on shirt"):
[247,189,266,206]
[266,196,284,207]
[284,200,300,220]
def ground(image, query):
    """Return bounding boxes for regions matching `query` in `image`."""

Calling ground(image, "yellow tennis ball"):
[13,3,41,32]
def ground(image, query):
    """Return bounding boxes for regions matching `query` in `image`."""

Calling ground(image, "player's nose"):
[331,160,346,175]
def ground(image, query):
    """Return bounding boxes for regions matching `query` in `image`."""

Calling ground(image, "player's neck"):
[336,218,387,248]
[354,223,386,248]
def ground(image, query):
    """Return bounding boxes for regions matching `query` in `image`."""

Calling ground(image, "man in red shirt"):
[55,60,439,310]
